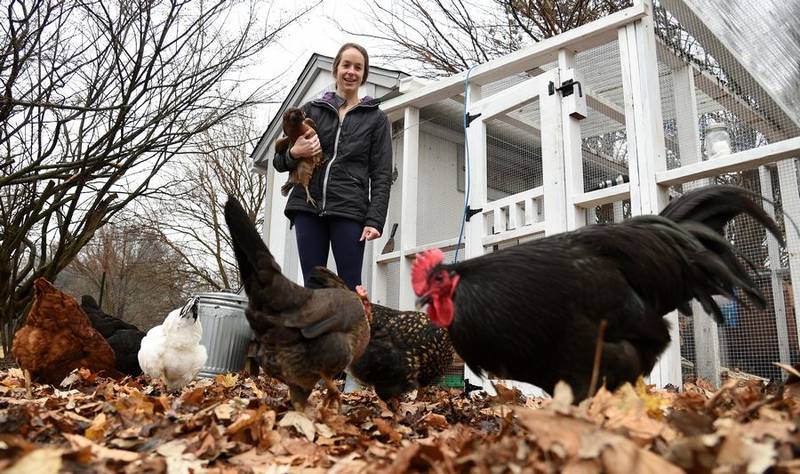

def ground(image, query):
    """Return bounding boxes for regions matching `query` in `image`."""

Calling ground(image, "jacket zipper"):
[321,120,342,214]
[316,98,378,215]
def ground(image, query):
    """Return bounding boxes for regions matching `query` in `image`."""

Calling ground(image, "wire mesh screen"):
[653,0,800,383]
[484,106,543,202]
[576,40,631,192]
[413,100,468,247]
[670,163,800,383]
[655,0,800,154]
[383,260,400,310]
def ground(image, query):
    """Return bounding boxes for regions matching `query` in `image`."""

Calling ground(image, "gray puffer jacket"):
[273,92,393,234]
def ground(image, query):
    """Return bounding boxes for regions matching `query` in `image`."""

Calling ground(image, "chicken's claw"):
[321,376,342,411]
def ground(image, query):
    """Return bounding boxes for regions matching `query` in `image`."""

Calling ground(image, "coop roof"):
[409,0,799,179]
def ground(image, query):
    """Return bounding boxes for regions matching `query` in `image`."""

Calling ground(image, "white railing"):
[481,187,546,246]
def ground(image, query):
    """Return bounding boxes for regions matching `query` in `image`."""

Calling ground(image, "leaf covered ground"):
[1,367,799,473]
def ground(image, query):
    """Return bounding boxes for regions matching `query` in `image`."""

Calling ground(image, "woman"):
[273,43,392,291]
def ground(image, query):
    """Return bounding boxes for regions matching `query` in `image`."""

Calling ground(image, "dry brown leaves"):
[1,367,799,473]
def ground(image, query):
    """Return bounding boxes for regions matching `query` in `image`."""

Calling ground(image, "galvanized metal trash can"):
[195,292,254,378]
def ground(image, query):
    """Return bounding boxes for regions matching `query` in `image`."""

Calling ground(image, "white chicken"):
[138,297,208,391]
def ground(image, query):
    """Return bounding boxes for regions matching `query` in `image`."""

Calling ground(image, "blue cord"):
[453,65,478,263]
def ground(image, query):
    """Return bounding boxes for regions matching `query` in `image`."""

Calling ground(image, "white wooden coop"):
[252,0,800,393]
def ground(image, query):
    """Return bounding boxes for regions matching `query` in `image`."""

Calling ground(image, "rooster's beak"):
[415,294,431,310]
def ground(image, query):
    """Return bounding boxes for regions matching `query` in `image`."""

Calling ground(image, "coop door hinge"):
[465,206,483,221]
[465,112,482,127]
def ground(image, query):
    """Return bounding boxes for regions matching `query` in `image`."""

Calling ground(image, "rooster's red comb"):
[411,248,445,296]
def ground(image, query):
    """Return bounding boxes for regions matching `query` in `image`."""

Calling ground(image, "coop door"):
[462,69,561,259]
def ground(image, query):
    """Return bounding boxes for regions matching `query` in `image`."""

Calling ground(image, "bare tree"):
[345,0,630,78]
[137,113,265,293]
[59,223,191,331]
[0,0,317,353]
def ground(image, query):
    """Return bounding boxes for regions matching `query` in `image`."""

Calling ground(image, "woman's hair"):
[333,43,369,85]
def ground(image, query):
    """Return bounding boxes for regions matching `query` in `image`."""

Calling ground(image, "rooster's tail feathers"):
[660,185,783,323]
[660,184,783,245]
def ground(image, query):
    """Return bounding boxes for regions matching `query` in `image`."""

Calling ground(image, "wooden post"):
[619,1,680,388]
[540,70,567,235]
[759,167,792,366]
[462,82,488,388]
[558,49,586,231]
[464,83,488,259]
[776,159,800,353]
[398,106,420,310]
[266,154,291,273]
[672,64,721,387]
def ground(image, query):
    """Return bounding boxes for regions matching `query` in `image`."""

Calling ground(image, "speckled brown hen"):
[307,267,454,402]
[224,195,371,411]
[12,278,117,385]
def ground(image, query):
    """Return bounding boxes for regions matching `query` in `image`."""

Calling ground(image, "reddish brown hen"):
[12,278,117,384]
[274,107,323,206]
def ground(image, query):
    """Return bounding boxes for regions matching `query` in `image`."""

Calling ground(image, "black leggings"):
[294,212,365,290]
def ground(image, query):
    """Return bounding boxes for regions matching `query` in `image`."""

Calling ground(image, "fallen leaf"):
[2,448,64,474]
[314,422,335,439]
[156,439,207,474]
[180,387,205,406]
[84,412,110,442]
[421,413,448,430]
[215,373,238,388]
[716,430,776,473]
[373,417,402,443]
[214,402,236,421]
[278,411,316,442]
[63,433,140,462]
[552,381,574,412]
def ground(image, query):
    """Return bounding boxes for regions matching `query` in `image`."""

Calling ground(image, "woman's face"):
[335,48,365,96]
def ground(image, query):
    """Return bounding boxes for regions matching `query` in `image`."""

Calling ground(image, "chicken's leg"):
[289,385,311,412]
[321,375,342,410]
[303,185,317,207]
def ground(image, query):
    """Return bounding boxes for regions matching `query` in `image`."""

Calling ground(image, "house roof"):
[250,53,407,172]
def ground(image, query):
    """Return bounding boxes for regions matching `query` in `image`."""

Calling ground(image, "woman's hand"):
[290,134,321,159]
[360,226,381,241]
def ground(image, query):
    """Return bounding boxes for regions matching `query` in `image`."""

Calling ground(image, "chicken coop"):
[252,0,800,393]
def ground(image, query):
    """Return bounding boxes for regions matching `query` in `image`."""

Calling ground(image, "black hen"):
[81,295,145,376]
[412,185,783,401]
[224,196,371,411]
[306,267,454,401]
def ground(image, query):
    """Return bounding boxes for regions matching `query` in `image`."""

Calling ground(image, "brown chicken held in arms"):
[306,267,454,403]
[274,107,323,206]
[413,185,783,401]
[12,278,118,385]
[224,195,371,411]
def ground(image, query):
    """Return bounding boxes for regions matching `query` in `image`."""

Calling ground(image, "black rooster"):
[306,267,454,402]
[412,185,782,401]
[81,295,145,377]
[224,195,371,411]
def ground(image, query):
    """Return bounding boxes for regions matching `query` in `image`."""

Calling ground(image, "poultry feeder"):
[195,292,255,378]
